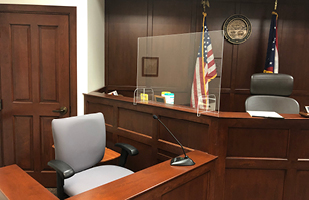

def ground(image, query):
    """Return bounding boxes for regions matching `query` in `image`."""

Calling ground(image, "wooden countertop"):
[68,150,217,200]
[84,92,307,120]
[0,164,58,200]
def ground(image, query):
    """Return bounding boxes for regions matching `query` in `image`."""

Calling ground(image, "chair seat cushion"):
[64,165,134,196]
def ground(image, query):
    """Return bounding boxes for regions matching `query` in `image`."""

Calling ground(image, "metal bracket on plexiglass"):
[133,88,154,105]
[197,94,217,117]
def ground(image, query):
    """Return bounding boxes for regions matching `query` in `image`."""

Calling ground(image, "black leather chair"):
[245,73,299,114]
[48,113,138,200]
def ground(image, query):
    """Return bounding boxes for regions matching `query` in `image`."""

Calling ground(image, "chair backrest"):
[245,96,299,114]
[246,73,299,114]
[52,113,106,173]
[250,73,294,96]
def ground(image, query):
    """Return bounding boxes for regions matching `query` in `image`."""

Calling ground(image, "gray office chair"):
[245,73,299,114]
[48,113,138,200]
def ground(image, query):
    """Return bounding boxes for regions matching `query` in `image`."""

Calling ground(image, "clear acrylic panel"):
[135,31,224,116]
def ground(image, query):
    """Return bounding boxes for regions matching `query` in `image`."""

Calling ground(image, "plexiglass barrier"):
[134,31,224,116]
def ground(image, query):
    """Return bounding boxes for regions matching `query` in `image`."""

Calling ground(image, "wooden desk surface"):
[0,164,58,200]
[85,92,308,120]
[68,151,217,200]
[52,146,120,163]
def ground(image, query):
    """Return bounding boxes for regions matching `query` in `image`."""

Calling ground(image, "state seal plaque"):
[223,14,252,44]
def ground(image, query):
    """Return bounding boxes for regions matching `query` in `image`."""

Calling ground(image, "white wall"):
[88,0,105,92]
[0,0,105,115]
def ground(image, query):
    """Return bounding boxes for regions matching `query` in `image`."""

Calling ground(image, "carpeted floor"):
[47,188,57,196]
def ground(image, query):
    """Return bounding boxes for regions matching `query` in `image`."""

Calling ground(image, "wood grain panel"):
[14,116,33,170]
[86,102,113,126]
[106,131,114,149]
[224,169,285,200]
[152,0,193,36]
[162,172,210,200]
[295,170,309,200]
[158,116,209,152]
[293,130,309,159]
[233,93,250,112]
[39,26,58,102]
[40,116,55,171]
[105,0,148,87]
[279,4,309,91]
[118,108,153,137]
[118,136,154,171]
[11,25,32,102]
[227,127,289,158]
[235,2,273,89]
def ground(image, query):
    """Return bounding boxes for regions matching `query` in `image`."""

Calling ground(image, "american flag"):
[264,11,279,73]
[190,13,217,109]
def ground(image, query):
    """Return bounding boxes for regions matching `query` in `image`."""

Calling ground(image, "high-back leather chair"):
[245,73,299,114]
[48,113,138,200]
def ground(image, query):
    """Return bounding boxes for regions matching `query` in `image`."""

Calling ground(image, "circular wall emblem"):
[223,14,252,44]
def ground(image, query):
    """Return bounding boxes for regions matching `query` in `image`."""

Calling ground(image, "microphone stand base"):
[170,156,195,166]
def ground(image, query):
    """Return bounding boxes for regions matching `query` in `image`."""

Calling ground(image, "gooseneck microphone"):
[153,115,195,166]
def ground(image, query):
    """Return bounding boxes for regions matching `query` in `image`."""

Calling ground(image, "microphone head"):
[153,115,158,119]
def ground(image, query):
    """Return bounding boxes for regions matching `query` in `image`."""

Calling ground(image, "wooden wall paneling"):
[224,117,309,200]
[227,127,289,158]
[105,0,148,87]
[236,2,273,89]
[291,94,309,113]
[118,136,154,171]
[279,4,309,91]
[118,108,153,137]
[152,0,193,36]
[105,0,309,112]
[225,169,285,200]
[292,129,309,159]
[84,93,309,200]
[161,172,211,200]
[232,92,250,112]
[13,116,33,170]
[40,117,55,171]
[295,170,309,200]
[157,116,209,152]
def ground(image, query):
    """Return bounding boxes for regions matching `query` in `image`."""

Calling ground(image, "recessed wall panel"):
[39,26,58,102]
[11,25,32,102]
[225,169,285,200]
[294,130,309,159]
[118,136,153,171]
[87,102,114,126]
[227,128,289,158]
[159,117,209,152]
[118,108,153,137]
[14,116,33,170]
[40,116,56,170]
[295,170,309,200]
[162,172,210,200]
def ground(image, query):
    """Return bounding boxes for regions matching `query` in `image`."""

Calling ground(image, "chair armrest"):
[115,143,139,167]
[115,143,139,156]
[48,160,75,179]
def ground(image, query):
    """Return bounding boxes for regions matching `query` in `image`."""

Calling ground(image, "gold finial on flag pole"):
[274,0,278,10]
[201,0,210,13]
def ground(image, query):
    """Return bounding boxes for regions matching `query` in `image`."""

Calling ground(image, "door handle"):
[52,106,68,115]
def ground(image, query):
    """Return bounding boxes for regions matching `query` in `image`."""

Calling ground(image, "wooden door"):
[0,5,76,187]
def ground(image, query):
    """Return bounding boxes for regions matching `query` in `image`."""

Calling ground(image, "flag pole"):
[274,0,278,10]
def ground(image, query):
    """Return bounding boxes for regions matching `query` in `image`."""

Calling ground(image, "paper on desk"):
[247,111,284,119]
